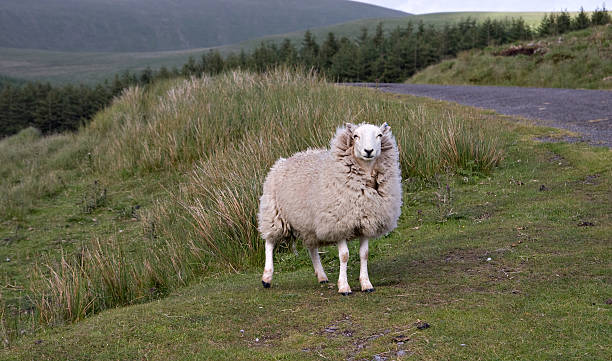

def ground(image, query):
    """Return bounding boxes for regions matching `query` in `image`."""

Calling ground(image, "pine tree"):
[300,30,319,69]
[591,5,611,25]
[557,10,571,34]
[330,38,359,82]
[279,39,298,66]
[571,7,591,30]
[182,56,198,77]
[538,13,558,36]
[319,32,339,71]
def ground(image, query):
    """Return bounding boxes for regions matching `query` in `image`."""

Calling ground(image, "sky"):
[351,1,608,14]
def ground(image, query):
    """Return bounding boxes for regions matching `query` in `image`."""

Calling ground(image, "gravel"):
[345,83,611,147]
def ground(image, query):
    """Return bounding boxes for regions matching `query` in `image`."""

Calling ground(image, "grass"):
[0,69,502,335]
[0,12,550,84]
[409,25,612,89]
[0,69,609,359]
[1,118,610,359]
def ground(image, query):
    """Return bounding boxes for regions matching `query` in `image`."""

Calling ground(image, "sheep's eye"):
[377,134,383,138]
[353,134,359,139]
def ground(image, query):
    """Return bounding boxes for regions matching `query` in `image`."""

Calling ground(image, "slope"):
[408,25,612,89]
[0,11,549,84]
[0,0,407,52]
[0,71,610,359]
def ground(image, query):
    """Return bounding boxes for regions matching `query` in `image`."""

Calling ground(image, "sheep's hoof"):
[340,291,352,296]
[319,280,329,284]
[262,281,271,288]
[363,288,375,293]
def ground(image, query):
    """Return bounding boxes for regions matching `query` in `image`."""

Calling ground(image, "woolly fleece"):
[257,123,402,248]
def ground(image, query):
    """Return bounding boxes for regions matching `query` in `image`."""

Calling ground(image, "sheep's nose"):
[364,148,373,156]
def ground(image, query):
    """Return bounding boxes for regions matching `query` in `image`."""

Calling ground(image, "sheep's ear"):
[380,122,391,135]
[345,122,356,134]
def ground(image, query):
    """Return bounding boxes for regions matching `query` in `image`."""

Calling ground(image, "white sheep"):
[258,122,402,295]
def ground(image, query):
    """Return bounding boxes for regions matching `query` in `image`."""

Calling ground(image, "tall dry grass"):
[18,68,503,325]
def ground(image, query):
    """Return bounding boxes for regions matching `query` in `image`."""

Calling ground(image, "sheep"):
[258,122,402,295]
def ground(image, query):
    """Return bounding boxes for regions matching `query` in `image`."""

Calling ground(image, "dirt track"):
[347,83,611,147]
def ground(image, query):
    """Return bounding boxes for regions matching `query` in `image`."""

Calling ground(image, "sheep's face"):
[349,123,390,161]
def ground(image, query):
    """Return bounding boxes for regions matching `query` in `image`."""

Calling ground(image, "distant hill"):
[0,0,407,52]
[0,11,550,84]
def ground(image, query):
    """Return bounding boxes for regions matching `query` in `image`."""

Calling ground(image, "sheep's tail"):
[257,193,289,245]
[258,189,289,288]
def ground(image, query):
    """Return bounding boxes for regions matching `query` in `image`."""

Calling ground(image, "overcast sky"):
[351,1,608,14]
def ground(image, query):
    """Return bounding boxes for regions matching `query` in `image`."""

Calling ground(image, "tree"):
[557,10,572,34]
[330,38,359,82]
[538,13,557,36]
[300,30,319,69]
[279,39,298,66]
[182,56,198,77]
[571,7,591,30]
[319,32,339,71]
[591,5,611,25]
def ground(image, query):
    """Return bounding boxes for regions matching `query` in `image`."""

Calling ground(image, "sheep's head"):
[346,122,390,162]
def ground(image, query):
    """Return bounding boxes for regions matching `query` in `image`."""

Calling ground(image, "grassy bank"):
[1,69,502,339]
[408,25,612,89]
[1,102,610,359]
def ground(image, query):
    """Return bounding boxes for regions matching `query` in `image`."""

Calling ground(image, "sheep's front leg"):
[359,239,374,292]
[337,240,352,295]
[308,247,329,283]
[261,239,274,288]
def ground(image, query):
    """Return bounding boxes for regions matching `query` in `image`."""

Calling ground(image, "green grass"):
[0,69,501,328]
[2,121,610,359]
[0,11,550,84]
[0,69,610,358]
[409,25,612,89]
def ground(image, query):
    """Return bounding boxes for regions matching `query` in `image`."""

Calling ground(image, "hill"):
[0,11,549,84]
[0,70,610,359]
[244,11,548,45]
[0,0,407,52]
[408,25,612,89]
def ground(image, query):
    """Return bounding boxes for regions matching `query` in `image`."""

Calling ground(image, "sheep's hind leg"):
[308,247,328,283]
[337,240,352,295]
[359,239,375,292]
[261,239,274,288]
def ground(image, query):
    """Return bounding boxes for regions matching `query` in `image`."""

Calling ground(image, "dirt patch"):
[582,174,601,185]
[495,43,548,56]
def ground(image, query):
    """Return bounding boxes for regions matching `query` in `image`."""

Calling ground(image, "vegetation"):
[0,71,151,137]
[408,25,612,89]
[1,71,610,359]
[0,0,406,52]
[2,8,609,139]
[0,12,551,85]
[0,16,536,139]
[0,69,503,335]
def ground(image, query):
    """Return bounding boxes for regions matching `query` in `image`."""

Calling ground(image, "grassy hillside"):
[0,70,610,359]
[409,25,612,89]
[0,0,406,52]
[0,11,549,84]
[0,69,501,323]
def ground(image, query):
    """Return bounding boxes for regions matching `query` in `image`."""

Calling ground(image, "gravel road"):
[347,83,611,147]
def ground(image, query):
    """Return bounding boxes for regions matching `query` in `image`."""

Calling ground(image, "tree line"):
[1,6,609,139]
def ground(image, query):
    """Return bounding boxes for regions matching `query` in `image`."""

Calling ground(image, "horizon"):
[351,0,608,14]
